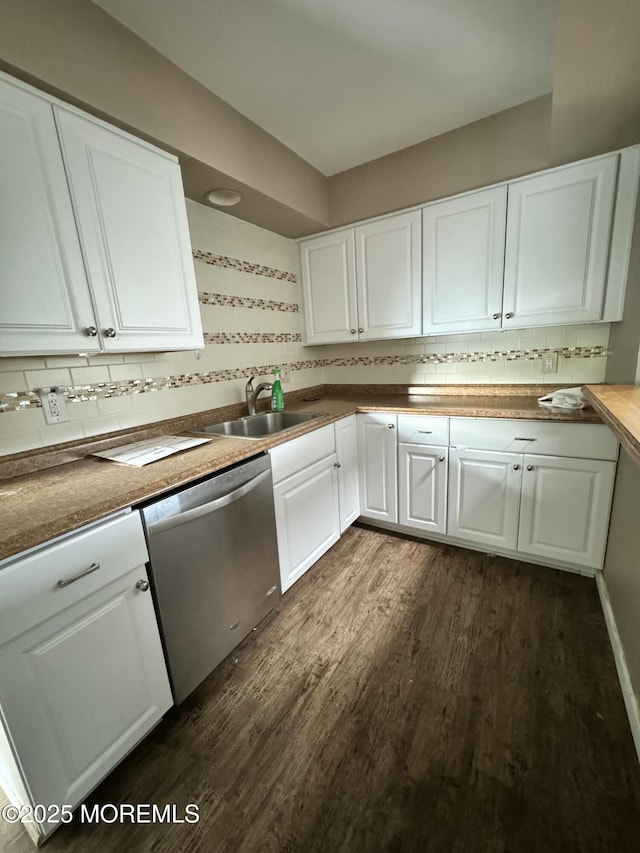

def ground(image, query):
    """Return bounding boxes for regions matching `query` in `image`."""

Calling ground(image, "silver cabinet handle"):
[439,456,445,462]
[350,328,356,334]
[104,327,116,338]
[415,430,432,434]
[334,461,342,468]
[135,579,149,592]
[388,423,395,429]
[57,562,100,588]
[526,464,534,471]
[514,437,537,442]
[513,464,520,470]
[492,312,501,320]
[85,326,98,337]
[358,327,364,333]
[505,312,514,319]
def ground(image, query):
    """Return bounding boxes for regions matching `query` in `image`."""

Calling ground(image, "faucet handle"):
[245,375,255,389]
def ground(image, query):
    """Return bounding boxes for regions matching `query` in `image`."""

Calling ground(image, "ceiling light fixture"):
[205,188,243,207]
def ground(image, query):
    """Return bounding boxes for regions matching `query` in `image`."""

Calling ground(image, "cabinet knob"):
[505,312,514,319]
[334,461,342,468]
[439,456,445,462]
[135,579,149,592]
[388,423,395,429]
[526,464,534,471]
[358,328,364,334]
[350,328,356,334]
[513,464,520,470]
[104,327,117,338]
[492,312,501,320]
[84,325,98,337]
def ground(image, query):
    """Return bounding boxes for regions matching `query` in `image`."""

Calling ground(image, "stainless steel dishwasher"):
[140,453,281,704]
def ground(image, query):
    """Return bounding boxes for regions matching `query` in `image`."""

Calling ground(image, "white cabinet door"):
[357,413,398,523]
[355,211,422,340]
[0,77,98,356]
[54,107,203,352]
[300,229,358,344]
[448,448,522,550]
[398,444,448,534]
[334,415,360,532]
[422,186,507,334]
[0,513,172,841]
[518,454,616,570]
[503,155,618,328]
[273,455,340,593]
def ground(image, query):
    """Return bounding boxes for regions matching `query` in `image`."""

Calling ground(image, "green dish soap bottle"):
[271,368,284,411]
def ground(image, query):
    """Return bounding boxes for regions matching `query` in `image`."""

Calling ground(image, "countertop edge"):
[582,385,640,469]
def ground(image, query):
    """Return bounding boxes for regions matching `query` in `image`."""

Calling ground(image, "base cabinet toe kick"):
[358,413,619,574]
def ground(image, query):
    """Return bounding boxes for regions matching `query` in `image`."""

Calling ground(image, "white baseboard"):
[596,571,640,764]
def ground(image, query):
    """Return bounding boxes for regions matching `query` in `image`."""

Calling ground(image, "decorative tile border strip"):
[203,332,302,345]
[0,345,608,413]
[192,249,297,282]
[199,292,299,312]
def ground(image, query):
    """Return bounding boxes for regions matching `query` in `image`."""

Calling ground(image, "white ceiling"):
[92,0,557,176]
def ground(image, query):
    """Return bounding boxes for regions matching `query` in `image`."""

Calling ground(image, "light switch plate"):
[38,388,69,424]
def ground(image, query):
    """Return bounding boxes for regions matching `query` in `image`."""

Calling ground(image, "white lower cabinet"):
[358,413,398,523]
[334,415,360,532]
[0,511,172,845]
[397,414,450,535]
[270,425,340,593]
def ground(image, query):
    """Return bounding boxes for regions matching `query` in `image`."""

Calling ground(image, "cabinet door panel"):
[273,456,340,592]
[503,156,617,327]
[355,211,421,340]
[423,186,506,334]
[335,415,360,532]
[0,78,97,355]
[399,444,447,534]
[0,566,171,836]
[54,108,203,351]
[448,449,522,550]
[518,454,616,569]
[300,230,357,344]
[357,414,398,523]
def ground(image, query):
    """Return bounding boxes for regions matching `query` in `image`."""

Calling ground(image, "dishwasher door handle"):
[147,468,272,536]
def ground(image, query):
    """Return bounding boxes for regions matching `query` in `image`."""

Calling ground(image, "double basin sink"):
[196,410,325,440]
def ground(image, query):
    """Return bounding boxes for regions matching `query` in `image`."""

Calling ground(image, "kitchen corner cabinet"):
[334,415,360,532]
[0,71,203,357]
[422,186,507,334]
[300,210,421,344]
[357,413,398,523]
[0,511,172,845]
[270,426,340,592]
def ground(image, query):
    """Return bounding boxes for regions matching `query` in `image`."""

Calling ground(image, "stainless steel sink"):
[196,411,325,439]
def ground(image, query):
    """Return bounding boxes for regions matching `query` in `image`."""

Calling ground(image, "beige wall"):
[328,96,551,227]
[551,0,640,165]
[0,0,329,236]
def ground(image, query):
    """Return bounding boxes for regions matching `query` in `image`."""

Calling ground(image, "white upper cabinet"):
[354,211,422,340]
[300,229,357,343]
[54,108,203,352]
[422,186,507,334]
[300,210,421,344]
[0,77,99,354]
[0,71,203,356]
[502,155,618,328]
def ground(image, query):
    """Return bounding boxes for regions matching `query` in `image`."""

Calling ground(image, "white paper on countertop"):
[93,435,211,466]
[538,387,588,410]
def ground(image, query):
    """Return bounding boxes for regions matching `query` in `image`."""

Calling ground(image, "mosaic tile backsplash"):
[0,200,611,456]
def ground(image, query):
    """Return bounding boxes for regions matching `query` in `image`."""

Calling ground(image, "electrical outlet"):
[280,364,291,383]
[38,387,69,425]
[542,353,558,373]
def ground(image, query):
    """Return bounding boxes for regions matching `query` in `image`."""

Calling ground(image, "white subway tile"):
[24,369,72,391]
[0,372,27,392]
[0,429,43,455]
[70,365,111,385]
[0,358,46,372]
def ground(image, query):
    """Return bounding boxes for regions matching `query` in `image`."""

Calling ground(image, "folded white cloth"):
[538,386,588,410]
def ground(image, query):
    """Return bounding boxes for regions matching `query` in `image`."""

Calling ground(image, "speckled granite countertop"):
[0,384,606,563]
[583,384,640,468]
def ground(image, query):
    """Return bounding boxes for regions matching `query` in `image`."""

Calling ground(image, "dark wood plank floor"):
[3,525,640,852]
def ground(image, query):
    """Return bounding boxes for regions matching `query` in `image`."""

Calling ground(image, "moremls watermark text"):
[1,803,200,825]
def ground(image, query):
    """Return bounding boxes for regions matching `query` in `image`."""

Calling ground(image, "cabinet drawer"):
[398,415,449,446]
[269,424,336,484]
[0,511,148,643]
[449,417,618,460]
